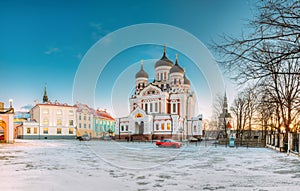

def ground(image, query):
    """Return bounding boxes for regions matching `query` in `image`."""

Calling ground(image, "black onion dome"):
[170,55,184,74]
[135,64,148,78]
[184,74,191,85]
[154,46,174,68]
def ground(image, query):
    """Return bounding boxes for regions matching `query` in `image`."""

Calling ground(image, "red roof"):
[95,109,115,120]
[226,121,232,129]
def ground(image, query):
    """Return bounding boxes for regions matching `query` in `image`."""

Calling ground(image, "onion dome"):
[154,45,174,68]
[135,61,148,78]
[184,74,191,85]
[170,54,184,74]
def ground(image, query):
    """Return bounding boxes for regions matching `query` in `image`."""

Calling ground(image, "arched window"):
[161,123,165,130]
[172,103,176,113]
[167,123,171,130]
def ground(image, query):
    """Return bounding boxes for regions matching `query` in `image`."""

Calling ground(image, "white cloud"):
[44,47,59,55]
[76,53,83,60]
[89,22,109,41]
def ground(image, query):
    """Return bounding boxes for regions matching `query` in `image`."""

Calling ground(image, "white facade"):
[116,47,202,141]
[22,101,77,139]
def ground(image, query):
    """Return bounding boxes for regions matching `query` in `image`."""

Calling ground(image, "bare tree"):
[230,86,257,138]
[231,94,246,138]
[213,0,300,133]
[212,93,227,137]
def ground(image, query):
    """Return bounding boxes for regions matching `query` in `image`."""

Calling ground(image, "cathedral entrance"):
[135,121,144,135]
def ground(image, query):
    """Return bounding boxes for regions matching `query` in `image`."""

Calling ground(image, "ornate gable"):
[129,106,147,120]
[140,84,162,96]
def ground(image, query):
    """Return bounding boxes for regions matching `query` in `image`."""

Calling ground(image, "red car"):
[156,139,181,148]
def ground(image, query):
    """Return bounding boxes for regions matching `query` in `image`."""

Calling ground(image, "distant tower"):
[223,92,228,114]
[43,84,49,103]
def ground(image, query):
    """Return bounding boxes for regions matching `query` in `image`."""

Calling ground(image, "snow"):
[1,140,300,191]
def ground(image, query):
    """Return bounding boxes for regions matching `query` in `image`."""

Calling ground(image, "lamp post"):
[169,114,173,139]
[152,114,155,143]
[280,125,286,152]
[179,127,183,142]
[9,99,13,108]
[118,119,121,140]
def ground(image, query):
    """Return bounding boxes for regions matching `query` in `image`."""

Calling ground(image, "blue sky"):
[0,0,255,118]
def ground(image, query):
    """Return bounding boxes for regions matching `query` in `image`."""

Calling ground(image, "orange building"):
[0,100,15,143]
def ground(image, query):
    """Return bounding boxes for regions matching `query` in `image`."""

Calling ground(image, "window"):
[27,128,31,134]
[145,103,148,112]
[161,123,165,130]
[42,109,49,114]
[57,128,62,134]
[121,126,124,131]
[84,116,86,121]
[69,110,74,115]
[69,128,74,134]
[173,103,176,113]
[167,123,171,130]
[56,109,62,115]
[194,125,197,132]
[43,119,49,125]
[155,102,158,112]
[84,124,87,128]
[164,72,166,80]
[79,123,82,128]
[126,125,128,131]
[160,73,163,80]
[43,128,48,134]
[88,116,91,121]
[69,120,74,126]
[57,119,62,126]
[156,124,159,130]
[34,128,37,134]
[89,124,91,129]
[150,103,153,112]
[79,115,81,120]
[174,79,177,84]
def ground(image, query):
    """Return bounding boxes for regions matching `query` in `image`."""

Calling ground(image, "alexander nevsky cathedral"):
[116,46,202,141]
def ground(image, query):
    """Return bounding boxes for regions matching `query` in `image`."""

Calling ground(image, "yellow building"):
[75,103,95,138]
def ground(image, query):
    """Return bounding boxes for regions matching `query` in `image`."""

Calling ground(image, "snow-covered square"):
[1,140,300,191]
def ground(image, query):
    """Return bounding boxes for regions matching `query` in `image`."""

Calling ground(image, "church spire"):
[43,84,49,103]
[175,53,178,65]
[223,91,228,112]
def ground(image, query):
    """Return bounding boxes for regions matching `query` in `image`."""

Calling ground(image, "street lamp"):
[9,99,13,108]
[179,127,183,142]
